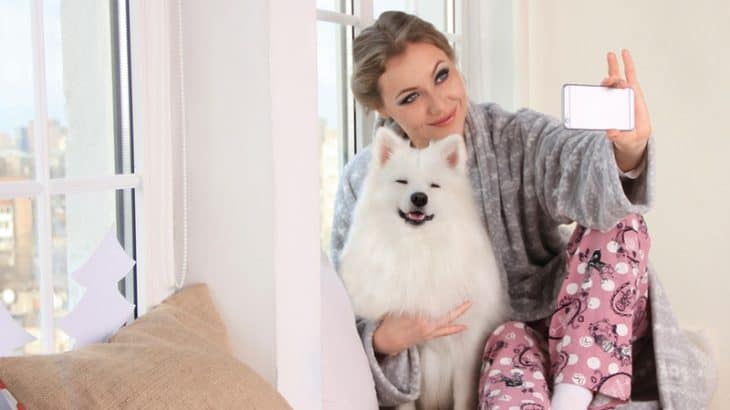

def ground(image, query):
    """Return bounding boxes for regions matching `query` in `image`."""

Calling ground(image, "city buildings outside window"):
[0,0,137,355]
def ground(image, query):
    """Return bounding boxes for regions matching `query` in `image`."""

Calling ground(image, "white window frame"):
[0,0,178,354]
[316,1,371,166]
[0,0,147,353]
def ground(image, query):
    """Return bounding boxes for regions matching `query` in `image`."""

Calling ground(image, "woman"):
[330,11,711,410]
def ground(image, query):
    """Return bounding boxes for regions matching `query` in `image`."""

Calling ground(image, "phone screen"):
[562,84,634,131]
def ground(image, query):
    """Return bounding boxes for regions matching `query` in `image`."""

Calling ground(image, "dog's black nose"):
[411,192,428,207]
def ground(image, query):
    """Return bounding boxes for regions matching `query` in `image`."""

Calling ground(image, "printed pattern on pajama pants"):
[477,213,652,410]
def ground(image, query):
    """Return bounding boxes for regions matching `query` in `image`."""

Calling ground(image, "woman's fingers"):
[621,49,638,84]
[607,51,620,78]
[604,49,637,89]
[601,76,627,88]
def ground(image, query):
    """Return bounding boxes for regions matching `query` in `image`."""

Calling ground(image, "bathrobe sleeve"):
[509,106,655,231]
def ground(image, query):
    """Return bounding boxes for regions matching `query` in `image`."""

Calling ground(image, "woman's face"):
[376,41,468,149]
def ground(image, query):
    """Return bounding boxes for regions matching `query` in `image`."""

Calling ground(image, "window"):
[317,0,462,260]
[0,0,137,354]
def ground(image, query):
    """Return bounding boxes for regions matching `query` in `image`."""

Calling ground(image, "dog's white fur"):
[339,127,509,409]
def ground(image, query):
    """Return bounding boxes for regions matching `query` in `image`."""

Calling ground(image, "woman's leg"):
[478,321,552,410]
[548,213,652,408]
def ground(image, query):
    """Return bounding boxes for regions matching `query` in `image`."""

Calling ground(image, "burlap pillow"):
[0,283,291,410]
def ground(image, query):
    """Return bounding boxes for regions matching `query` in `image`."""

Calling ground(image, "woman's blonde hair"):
[351,11,455,112]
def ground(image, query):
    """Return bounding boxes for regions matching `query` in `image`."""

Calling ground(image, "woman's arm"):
[516,49,654,230]
[512,105,655,231]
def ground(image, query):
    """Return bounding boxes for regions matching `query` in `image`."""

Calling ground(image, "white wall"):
[172,1,320,408]
[175,0,276,384]
[524,1,730,407]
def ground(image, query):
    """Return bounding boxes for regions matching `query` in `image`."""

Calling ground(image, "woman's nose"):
[427,97,448,116]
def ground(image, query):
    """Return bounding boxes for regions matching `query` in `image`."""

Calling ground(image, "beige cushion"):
[0,283,291,410]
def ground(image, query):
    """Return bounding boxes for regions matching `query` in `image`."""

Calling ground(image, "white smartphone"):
[562,83,634,131]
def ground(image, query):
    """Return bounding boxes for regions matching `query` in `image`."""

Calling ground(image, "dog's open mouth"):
[398,209,435,226]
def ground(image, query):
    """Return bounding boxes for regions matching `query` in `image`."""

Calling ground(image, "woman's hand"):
[372,300,472,356]
[601,49,652,172]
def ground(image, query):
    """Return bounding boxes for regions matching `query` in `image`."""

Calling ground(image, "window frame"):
[0,0,140,353]
[0,0,178,353]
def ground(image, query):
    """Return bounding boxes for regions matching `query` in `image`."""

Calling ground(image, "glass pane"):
[317,0,345,13]
[452,0,463,68]
[43,0,132,178]
[0,2,36,180]
[51,188,136,352]
[0,197,39,355]
[416,0,447,32]
[453,0,462,36]
[374,0,412,20]
[453,40,463,71]
[373,0,447,33]
[318,21,347,260]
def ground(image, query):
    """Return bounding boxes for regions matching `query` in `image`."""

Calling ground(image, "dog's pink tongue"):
[408,212,425,221]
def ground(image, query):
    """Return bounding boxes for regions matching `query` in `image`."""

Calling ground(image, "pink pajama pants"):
[478,213,651,410]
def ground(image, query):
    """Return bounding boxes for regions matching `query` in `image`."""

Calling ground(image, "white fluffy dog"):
[339,126,509,410]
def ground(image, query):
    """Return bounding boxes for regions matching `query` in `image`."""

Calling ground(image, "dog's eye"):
[430,183,441,188]
[395,179,408,184]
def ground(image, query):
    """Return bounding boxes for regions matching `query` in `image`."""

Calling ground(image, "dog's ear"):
[373,126,407,167]
[435,134,467,171]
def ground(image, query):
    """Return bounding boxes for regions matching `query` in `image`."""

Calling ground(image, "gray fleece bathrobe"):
[330,101,714,409]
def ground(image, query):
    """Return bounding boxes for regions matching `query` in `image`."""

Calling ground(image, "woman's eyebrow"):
[394,59,445,100]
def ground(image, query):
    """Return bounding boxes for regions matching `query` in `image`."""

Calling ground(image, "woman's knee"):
[616,213,650,236]
[610,213,652,263]
[483,321,526,352]
[484,320,549,354]
[571,213,651,259]
[490,320,527,336]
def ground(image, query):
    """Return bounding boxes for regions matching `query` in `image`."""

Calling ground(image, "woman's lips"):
[429,107,457,127]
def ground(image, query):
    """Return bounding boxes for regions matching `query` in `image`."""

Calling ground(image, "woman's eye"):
[400,93,418,105]
[435,68,449,83]
[430,183,441,188]
[396,179,408,184]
